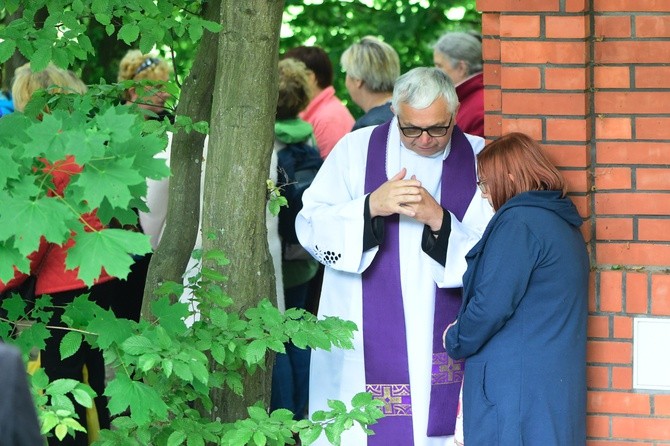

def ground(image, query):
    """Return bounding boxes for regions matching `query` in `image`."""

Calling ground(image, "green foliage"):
[1,246,382,445]
[0,88,166,284]
[280,0,480,116]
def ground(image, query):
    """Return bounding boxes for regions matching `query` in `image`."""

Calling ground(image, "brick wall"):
[479,0,670,443]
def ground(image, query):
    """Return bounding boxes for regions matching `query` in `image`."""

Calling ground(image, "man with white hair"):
[296,67,493,445]
[433,31,484,137]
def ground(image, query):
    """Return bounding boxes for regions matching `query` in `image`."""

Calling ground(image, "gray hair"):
[433,31,483,75]
[340,36,400,93]
[391,67,459,114]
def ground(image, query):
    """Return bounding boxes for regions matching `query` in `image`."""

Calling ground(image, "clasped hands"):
[369,168,443,232]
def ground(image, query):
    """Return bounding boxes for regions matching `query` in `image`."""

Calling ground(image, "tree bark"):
[140,0,221,318]
[205,0,285,422]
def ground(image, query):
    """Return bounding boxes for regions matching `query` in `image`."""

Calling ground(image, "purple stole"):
[362,120,476,443]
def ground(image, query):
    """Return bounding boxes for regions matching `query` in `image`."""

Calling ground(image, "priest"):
[296,67,494,446]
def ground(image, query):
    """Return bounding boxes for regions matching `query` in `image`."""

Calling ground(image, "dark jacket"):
[0,344,44,445]
[446,190,589,445]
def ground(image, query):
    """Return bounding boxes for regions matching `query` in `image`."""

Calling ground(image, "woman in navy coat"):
[444,132,589,445]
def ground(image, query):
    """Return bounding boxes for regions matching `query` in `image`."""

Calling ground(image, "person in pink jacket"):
[283,46,354,159]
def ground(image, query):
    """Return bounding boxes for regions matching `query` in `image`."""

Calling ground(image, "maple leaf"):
[69,156,145,209]
[66,229,151,286]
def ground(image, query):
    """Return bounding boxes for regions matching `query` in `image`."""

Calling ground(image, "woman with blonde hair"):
[118,49,172,121]
[444,132,588,445]
[6,62,117,446]
[340,35,400,131]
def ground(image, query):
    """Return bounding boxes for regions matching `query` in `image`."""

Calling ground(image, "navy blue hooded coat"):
[445,190,589,445]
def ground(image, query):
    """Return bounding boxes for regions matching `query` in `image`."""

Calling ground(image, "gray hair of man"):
[340,36,400,93]
[433,31,483,76]
[391,67,460,115]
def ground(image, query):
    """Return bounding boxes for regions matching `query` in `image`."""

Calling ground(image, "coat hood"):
[274,118,314,145]
[498,190,583,228]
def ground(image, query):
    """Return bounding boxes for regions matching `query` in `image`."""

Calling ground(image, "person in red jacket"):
[4,62,119,446]
[433,31,485,137]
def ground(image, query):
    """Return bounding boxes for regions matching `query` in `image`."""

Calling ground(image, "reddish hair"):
[477,132,566,211]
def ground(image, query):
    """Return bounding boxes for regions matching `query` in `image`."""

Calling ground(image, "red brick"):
[543,144,589,167]
[596,243,670,267]
[482,13,500,36]
[594,16,632,38]
[562,170,589,194]
[600,270,623,312]
[612,417,670,440]
[595,193,670,215]
[594,0,670,11]
[639,219,670,242]
[501,118,542,139]
[545,67,587,90]
[651,275,670,316]
[595,217,633,241]
[501,41,587,64]
[478,0,560,12]
[611,366,633,390]
[572,195,590,219]
[587,414,611,438]
[595,117,632,140]
[655,394,670,416]
[501,66,541,89]
[485,88,501,110]
[483,37,500,61]
[581,219,594,243]
[637,168,670,190]
[587,365,610,389]
[596,142,670,165]
[565,0,587,12]
[588,391,650,415]
[635,66,670,88]
[484,63,500,86]
[588,441,653,446]
[613,316,633,339]
[500,15,541,38]
[594,66,630,89]
[587,340,632,364]
[636,117,670,140]
[503,92,587,115]
[594,167,632,191]
[596,41,670,63]
[595,91,670,114]
[546,15,590,38]
[484,113,502,138]
[625,272,649,314]
[588,315,610,338]
[546,118,589,142]
[636,15,670,37]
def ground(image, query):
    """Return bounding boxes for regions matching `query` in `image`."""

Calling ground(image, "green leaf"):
[118,23,140,44]
[244,339,267,365]
[59,331,83,360]
[252,431,267,446]
[46,379,79,396]
[71,387,94,409]
[173,360,193,382]
[31,46,52,72]
[0,39,16,63]
[351,391,374,408]
[247,405,268,421]
[0,195,72,256]
[105,374,168,425]
[121,335,154,356]
[72,156,144,209]
[152,297,189,336]
[299,424,323,446]
[66,229,151,286]
[167,430,187,446]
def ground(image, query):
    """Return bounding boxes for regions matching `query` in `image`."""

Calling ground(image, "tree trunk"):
[140,0,221,318]
[205,0,285,422]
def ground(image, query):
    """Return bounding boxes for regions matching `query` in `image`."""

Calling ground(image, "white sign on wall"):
[633,317,670,391]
